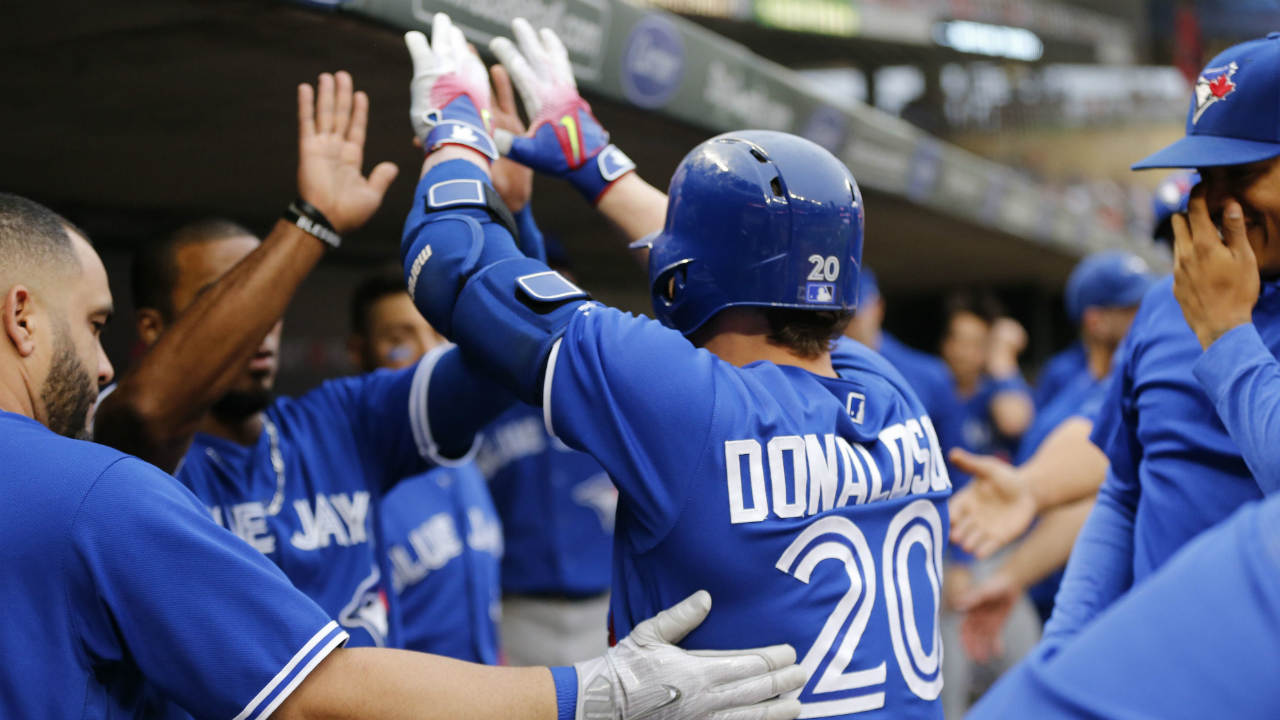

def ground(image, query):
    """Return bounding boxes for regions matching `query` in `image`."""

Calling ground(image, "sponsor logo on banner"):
[412,0,610,81]
[621,15,686,109]
[801,105,849,153]
[703,60,795,130]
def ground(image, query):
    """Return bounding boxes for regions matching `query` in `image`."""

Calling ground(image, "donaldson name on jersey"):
[544,305,950,719]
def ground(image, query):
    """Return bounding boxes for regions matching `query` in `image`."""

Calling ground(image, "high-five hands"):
[404,14,498,162]
[581,591,804,720]
[1172,185,1259,350]
[296,71,399,234]
[489,19,636,202]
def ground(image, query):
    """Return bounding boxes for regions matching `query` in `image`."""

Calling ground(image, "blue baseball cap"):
[1133,33,1280,170]
[857,266,879,307]
[1065,251,1158,322]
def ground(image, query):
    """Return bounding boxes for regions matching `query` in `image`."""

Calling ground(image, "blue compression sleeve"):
[421,345,519,463]
[1192,323,1280,494]
[514,206,547,263]
[1040,468,1137,645]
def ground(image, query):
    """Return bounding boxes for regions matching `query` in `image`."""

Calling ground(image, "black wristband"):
[284,198,341,249]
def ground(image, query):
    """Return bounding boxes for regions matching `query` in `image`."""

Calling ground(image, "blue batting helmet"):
[631,130,864,336]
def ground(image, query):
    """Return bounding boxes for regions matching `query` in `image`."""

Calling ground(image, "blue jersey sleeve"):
[69,458,344,720]
[1192,323,1280,494]
[544,306,719,549]
[1042,344,1141,644]
[970,494,1280,720]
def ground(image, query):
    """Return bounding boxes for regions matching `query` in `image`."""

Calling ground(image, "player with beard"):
[94,69,531,653]
[0,191,805,720]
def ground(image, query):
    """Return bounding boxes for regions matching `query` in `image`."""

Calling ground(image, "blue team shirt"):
[1016,367,1110,620]
[970,492,1280,720]
[864,334,966,484]
[0,411,345,719]
[1047,277,1280,642]
[546,306,951,719]
[957,375,1031,463]
[1032,343,1087,410]
[177,360,437,649]
[476,404,615,596]
[382,463,503,662]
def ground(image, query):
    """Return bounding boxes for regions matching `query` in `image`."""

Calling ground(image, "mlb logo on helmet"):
[806,282,836,304]
[1133,32,1280,170]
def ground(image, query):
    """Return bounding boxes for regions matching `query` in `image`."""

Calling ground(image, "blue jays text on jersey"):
[177,358,440,649]
[401,160,953,719]
[1046,276,1280,643]
[476,404,615,597]
[382,462,504,662]
[0,411,345,719]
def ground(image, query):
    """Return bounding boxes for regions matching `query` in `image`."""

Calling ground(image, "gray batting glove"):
[574,591,804,720]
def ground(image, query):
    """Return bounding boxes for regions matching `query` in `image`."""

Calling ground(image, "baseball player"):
[965,110,1280,716]
[0,192,805,719]
[349,269,503,662]
[97,71,527,653]
[400,15,950,718]
[1044,33,1280,646]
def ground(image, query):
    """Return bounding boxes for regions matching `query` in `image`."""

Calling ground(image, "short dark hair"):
[131,218,255,320]
[350,266,408,337]
[0,193,83,279]
[944,289,1004,327]
[764,308,853,359]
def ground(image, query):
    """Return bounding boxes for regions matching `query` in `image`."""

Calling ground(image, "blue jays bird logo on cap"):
[1193,62,1238,124]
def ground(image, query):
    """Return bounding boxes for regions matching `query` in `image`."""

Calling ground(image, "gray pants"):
[501,593,611,666]
[940,559,1042,719]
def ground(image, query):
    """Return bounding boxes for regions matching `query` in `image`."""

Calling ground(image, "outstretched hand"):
[948,448,1036,558]
[297,71,398,235]
[958,572,1021,664]
[1172,186,1259,350]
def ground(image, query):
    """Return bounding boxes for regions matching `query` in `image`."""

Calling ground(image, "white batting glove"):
[404,13,497,160]
[490,19,635,202]
[574,591,804,720]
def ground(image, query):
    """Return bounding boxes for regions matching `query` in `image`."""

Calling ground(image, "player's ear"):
[135,307,166,347]
[3,285,39,357]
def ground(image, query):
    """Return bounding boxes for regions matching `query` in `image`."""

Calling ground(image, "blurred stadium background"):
[1,0,1274,393]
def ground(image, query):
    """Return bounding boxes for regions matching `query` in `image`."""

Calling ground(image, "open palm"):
[297,71,399,235]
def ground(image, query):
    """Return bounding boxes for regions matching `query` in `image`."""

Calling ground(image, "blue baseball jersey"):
[1193,322,1280,490]
[382,462,504,662]
[0,411,345,719]
[546,307,951,719]
[956,375,1031,463]
[177,359,438,649]
[1032,343,1087,410]
[1046,276,1280,643]
[970,491,1280,720]
[1015,367,1110,621]
[476,404,615,596]
[863,333,966,485]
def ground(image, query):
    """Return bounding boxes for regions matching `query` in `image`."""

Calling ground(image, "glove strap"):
[426,119,499,162]
[283,198,341,249]
[567,144,636,204]
[551,666,579,720]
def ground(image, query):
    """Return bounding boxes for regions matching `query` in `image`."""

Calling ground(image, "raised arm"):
[488,20,666,249]
[1172,191,1280,493]
[95,72,397,471]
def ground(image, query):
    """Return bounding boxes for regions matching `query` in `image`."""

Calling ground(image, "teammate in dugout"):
[0,193,806,719]
[966,41,1280,713]
[399,15,950,719]
[348,269,503,663]
[1041,33,1280,647]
